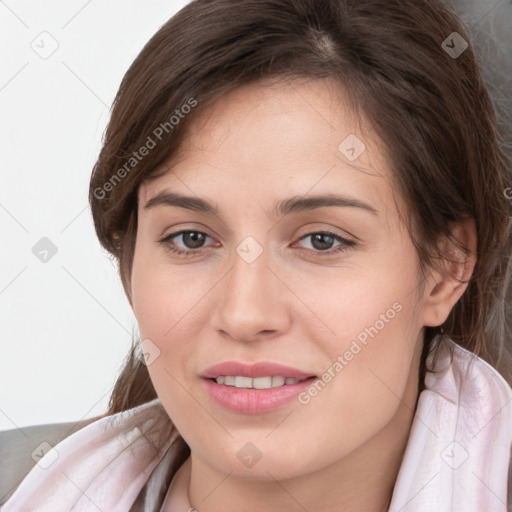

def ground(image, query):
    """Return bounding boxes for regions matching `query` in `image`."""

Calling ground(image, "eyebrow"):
[144,190,379,216]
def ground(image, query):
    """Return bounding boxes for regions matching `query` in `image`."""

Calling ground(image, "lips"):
[200,361,316,380]
[200,361,318,414]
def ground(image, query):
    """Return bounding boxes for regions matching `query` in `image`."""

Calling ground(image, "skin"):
[129,78,476,512]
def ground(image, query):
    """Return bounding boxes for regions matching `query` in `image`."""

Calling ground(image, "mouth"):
[200,360,316,381]
[200,361,318,414]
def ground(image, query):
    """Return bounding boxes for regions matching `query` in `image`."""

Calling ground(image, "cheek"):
[130,241,214,378]
[131,241,204,342]
[336,271,421,400]
[130,254,207,437]
[130,248,196,405]
[289,253,421,448]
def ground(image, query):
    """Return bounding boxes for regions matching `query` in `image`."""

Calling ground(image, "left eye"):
[297,232,349,251]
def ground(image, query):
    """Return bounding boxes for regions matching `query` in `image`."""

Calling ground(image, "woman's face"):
[130,78,432,481]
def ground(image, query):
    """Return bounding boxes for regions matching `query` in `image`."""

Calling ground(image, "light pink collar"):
[389,340,512,511]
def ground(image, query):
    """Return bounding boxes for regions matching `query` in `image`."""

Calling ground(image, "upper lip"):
[200,361,316,380]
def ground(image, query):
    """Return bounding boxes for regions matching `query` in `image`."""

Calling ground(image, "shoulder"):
[0,399,179,511]
[0,416,102,505]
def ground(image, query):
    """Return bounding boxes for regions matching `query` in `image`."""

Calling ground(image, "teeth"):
[253,376,272,389]
[224,376,236,386]
[235,376,253,388]
[272,376,285,387]
[215,375,300,389]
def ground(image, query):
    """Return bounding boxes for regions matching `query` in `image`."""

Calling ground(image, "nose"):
[211,243,292,343]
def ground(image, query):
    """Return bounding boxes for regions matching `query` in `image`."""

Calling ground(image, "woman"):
[2,0,511,510]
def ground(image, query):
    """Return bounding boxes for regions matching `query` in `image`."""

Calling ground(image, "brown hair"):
[89,0,511,501]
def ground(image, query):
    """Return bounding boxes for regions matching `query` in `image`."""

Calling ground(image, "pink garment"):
[2,338,511,511]
[389,340,512,511]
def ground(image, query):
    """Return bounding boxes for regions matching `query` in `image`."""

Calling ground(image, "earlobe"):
[421,218,477,327]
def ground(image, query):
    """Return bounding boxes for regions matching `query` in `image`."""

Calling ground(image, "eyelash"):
[158,230,356,258]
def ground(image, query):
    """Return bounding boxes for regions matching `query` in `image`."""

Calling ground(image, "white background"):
[0,0,189,430]
[1,0,510,430]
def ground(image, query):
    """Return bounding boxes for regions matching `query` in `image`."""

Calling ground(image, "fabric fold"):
[1,398,175,512]
[389,339,512,511]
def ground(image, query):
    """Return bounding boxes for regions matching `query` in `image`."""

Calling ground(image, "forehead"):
[138,78,400,221]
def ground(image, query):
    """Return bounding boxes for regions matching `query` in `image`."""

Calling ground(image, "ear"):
[421,218,477,327]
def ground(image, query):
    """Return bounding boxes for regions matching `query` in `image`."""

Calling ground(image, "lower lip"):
[202,377,317,414]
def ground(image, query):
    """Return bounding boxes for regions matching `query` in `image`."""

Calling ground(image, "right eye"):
[158,230,215,257]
